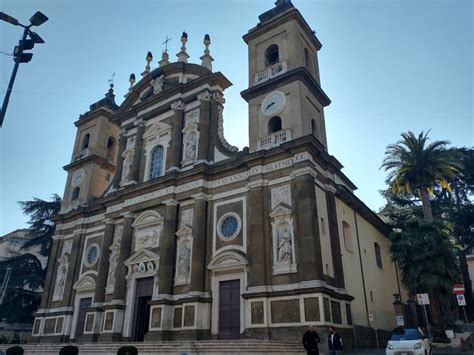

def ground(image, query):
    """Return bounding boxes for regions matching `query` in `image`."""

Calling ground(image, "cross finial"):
[162,35,172,52]
[108,72,116,88]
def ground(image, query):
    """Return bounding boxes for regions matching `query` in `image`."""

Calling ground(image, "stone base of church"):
[144,329,211,341]
[97,332,124,342]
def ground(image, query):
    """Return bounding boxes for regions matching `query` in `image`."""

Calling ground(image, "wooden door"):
[219,279,240,339]
[75,297,92,337]
[132,277,154,341]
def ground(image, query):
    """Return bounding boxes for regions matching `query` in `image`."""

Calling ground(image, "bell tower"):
[241,0,331,152]
[61,85,120,211]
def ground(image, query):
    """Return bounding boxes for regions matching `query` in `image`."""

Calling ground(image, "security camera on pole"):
[0,10,48,127]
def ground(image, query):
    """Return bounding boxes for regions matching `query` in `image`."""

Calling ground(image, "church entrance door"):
[132,277,154,341]
[75,297,92,338]
[219,279,240,339]
[132,277,153,341]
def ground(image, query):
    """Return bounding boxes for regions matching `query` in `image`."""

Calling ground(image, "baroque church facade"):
[33,0,402,345]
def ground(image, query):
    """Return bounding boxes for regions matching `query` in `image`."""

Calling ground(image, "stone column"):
[111,129,127,189]
[93,220,115,304]
[158,200,179,295]
[113,213,134,301]
[40,235,61,308]
[247,183,269,287]
[190,195,207,292]
[197,91,211,162]
[326,191,345,288]
[166,100,185,171]
[130,121,145,183]
[292,174,322,281]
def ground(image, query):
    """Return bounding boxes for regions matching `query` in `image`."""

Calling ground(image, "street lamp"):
[0,10,48,127]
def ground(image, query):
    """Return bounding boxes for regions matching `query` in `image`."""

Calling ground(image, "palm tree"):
[390,219,460,342]
[381,131,463,222]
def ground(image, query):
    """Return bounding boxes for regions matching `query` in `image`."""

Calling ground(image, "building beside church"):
[32,0,402,345]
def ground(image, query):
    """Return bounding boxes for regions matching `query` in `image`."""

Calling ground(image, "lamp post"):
[0,11,48,127]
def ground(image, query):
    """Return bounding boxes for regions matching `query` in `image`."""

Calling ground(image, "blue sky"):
[0,0,472,235]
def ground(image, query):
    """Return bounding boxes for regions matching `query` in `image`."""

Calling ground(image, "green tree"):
[390,219,460,342]
[0,195,61,323]
[381,131,463,222]
[18,194,61,256]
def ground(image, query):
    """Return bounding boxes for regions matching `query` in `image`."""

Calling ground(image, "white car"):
[386,327,432,355]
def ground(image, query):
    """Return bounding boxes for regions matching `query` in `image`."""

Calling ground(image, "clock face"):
[72,169,85,187]
[261,91,286,117]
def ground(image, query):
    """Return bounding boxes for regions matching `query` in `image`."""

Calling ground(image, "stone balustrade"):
[254,61,288,85]
[256,129,292,151]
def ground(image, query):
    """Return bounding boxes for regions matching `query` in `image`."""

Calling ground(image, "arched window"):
[149,145,164,179]
[342,221,353,252]
[106,137,115,158]
[82,133,90,149]
[72,187,80,201]
[268,116,282,134]
[265,44,279,67]
[304,48,312,72]
[374,242,383,269]
[311,119,316,135]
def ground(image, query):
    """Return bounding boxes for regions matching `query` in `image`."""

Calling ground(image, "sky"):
[0,0,472,235]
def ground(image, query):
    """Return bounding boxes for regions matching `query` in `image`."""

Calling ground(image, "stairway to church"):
[13,340,309,355]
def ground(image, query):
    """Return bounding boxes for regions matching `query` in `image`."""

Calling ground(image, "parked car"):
[386,327,431,355]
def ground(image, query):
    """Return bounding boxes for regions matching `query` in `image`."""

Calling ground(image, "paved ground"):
[345,348,469,354]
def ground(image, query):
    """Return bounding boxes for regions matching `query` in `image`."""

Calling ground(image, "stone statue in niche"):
[122,154,133,182]
[106,249,119,289]
[177,240,191,278]
[53,265,67,301]
[277,224,292,263]
[152,74,165,94]
[184,132,197,161]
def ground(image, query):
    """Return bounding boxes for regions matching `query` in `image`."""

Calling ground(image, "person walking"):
[327,326,343,355]
[303,325,321,355]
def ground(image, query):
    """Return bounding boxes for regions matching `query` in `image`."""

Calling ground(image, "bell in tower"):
[241,0,331,152]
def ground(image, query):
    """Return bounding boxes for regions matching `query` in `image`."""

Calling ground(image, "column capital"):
[134,118,145,127]
[171,100,185,112]
[121,211,136,219]
[190,192,210,201]
[163,199,179,206]
[104,218,116,225]
[197,90,212,102]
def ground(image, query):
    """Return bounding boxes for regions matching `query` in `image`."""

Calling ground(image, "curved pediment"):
[208,250,248,271]
[117,63,214,115]
[133,210,163,228]
[73,275,96,292]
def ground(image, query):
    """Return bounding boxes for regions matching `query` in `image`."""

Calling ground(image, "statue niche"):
[270,202,297,275]
[181,109,200,165]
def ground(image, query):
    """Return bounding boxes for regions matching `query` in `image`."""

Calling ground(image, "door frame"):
[70,293,94,340]
[211,273,246,336]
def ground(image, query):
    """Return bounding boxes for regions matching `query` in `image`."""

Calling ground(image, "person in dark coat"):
[327,326,343,354]
[303,325,321,355]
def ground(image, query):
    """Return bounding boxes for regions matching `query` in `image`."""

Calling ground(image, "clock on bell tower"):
[241,0,331,153]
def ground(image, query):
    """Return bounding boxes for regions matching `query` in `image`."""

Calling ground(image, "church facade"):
[32,1,401,345]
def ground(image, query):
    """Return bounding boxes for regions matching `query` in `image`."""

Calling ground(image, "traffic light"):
[13,39,35,63]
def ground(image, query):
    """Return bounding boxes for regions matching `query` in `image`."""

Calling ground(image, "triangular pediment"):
[124,249,160,266]
[269,203,292,218]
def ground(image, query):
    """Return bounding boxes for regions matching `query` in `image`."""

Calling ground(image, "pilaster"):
[166,101,185,171]
[93,220,115,304]
[292,174,322,281]
[197,91,211,162]
[113,214,134,300]
[190,196,207,292]
[158,200,179,295]
[40,235,61,308]
[130,121,145,182]
[326,192,345,288]
[111,129,127,189]
[63,231,84,306]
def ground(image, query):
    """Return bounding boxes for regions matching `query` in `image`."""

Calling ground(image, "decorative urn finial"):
[142,51,153,77]
[200,34,214,71]
[128,73,136,92]
[176,31,189,63]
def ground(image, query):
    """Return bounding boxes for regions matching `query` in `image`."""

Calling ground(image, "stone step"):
[1,340,309,355]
